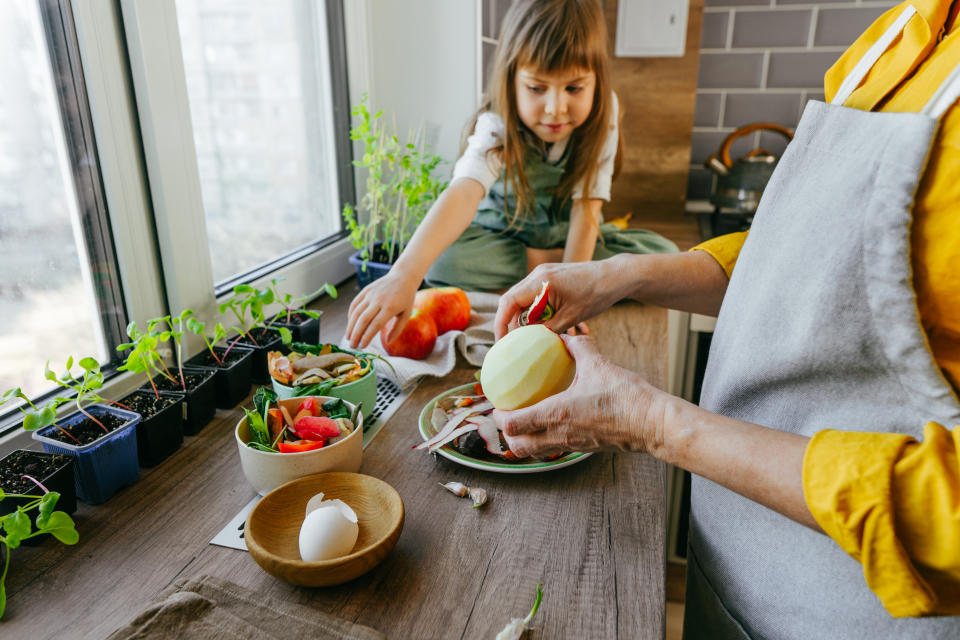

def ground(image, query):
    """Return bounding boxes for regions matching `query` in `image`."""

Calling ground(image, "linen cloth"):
[105,574,385,640]
[348,291,500,389]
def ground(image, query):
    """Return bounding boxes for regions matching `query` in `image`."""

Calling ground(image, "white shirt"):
[452,92,619,201]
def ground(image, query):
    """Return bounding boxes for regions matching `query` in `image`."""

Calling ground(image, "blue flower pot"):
[348,247,394,289]
[32,404,140,504]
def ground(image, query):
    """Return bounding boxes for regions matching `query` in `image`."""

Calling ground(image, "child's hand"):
[346,272,420,349]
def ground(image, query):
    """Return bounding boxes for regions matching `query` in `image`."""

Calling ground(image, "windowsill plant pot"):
[0,450,76,546]
[186,346,254,409]
[31,404,140,505]
[271,361,377,421]
[140,367,216,436]
[119,390,185,467]
[235,396,364,496]
[348,244,395,290]
[231,328,284,384]
[268,310,322,345]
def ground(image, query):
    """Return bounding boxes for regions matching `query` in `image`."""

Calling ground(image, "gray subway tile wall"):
[689,0,898,200]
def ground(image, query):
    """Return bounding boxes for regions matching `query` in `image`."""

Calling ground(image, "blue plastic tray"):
[32,404,140,504]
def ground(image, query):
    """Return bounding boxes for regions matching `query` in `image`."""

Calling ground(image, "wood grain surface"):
[3,283,668,639]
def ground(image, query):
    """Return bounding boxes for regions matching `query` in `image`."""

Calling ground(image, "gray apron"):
[685,5,960,638]
[425,138,677,291]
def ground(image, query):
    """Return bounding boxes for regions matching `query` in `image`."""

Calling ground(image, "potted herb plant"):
[115,322,186,466]
[0,390,78,541]
[0,450,75,550]
[154,311,216,433]
[0,475,78,618]
[343,96,447,288]
[185,318,254,409]
[263,278,337,345]
[218,285,285,384]
[28,357,141,504]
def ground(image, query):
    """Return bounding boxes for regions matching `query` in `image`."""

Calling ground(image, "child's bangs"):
[515,18,602,75]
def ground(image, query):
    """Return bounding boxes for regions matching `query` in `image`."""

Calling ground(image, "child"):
[346,0,676,349]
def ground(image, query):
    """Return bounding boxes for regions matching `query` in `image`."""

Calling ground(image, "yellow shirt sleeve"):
[803,423,960,617]
[690,231,748,279]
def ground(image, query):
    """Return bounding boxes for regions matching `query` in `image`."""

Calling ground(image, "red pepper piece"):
[278,439,325,453]
[473,382,484,396]
[297,397,317,416]
[293,415,340,440]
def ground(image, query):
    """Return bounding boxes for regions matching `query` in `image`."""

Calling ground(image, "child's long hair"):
[464,0,622,226]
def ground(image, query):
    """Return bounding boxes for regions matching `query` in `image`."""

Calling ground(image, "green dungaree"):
[425,143,677,292]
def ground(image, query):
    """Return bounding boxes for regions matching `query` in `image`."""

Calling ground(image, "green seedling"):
[263,278,337,344]
[186,317,227,366]
[164,309,194,391]
[0,476,79,618]
[44,357,110,434]
[117,321,176,399]
[218,284,272,356]
[343,94,446,269]
[0,387,80,445]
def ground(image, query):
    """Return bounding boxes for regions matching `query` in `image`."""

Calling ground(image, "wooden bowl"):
[245,472,404,587]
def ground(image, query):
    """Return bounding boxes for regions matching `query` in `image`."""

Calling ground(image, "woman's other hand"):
[494,258,628,339]
[492,334,667,458]
[345,271,420,349]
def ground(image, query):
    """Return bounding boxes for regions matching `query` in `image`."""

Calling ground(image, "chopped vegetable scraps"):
[518,281,554,326]
[242,386,356,454]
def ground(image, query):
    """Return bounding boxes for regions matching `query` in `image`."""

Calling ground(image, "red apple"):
[414,287,471,334]
[380,309,438,360]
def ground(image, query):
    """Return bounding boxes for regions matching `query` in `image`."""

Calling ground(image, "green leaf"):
[79,357,99,372]
[43,511,79,545]
[2,510,30,545]
[66,356,74,370]
[36,492,60,529]
[22,412,39,431]
[278,327,293,345]
[43,361,56,382]
[233,284,254,294]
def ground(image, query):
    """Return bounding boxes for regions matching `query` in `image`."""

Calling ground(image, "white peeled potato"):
[480,324,575,410]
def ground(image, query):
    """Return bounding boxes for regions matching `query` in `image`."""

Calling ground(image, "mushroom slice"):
[292,367,332,386]
[291,353,356,373]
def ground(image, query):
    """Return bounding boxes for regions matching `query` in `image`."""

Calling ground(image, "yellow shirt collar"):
[824,0,953,110]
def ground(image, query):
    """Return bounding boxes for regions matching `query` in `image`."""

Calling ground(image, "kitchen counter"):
[2,282,669,639]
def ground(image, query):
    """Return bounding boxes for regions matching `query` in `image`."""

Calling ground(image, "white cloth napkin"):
[345,291,500,390]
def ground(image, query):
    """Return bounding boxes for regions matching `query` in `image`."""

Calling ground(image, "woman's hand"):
[345,271,420,348]
[494,258,629,339]
[492,334,669,458]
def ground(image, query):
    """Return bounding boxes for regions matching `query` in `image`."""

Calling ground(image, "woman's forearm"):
[651,395,822,531]
[603,250,730,316]
[390,178,484,283]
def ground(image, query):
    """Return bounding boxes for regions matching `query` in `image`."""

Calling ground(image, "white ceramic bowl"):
[235,396,364,495]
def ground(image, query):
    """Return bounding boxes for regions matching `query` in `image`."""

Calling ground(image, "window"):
[0,1,126,409]
[173,0,349,287]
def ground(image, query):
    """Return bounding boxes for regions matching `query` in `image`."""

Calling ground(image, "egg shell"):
[299,504,359,562]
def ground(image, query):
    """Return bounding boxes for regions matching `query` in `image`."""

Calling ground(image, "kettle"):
[705,123,793,229]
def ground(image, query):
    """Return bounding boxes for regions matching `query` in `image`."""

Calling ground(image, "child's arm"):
[345,178,484,349]
[562,198,603,263]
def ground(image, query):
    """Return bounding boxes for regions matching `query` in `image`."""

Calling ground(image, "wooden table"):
[3,292,668,639]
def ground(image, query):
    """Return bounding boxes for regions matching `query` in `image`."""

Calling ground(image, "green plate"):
[418,383,592,474]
